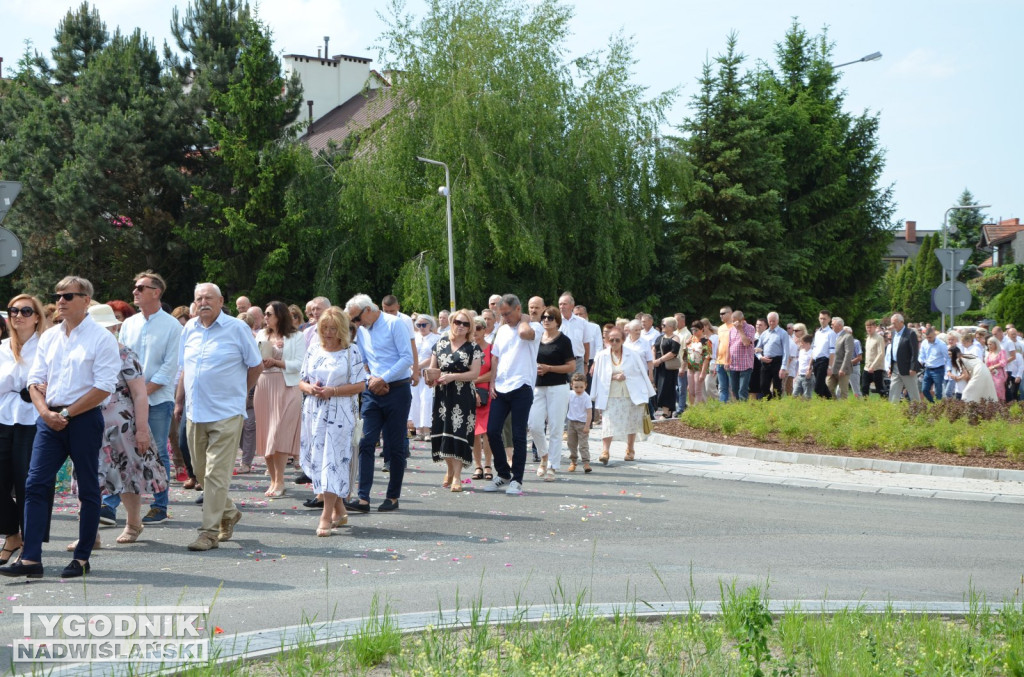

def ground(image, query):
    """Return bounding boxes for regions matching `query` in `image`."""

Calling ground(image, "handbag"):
[476,386,490,408]
[642,409,653,435]
[661,337,682,371]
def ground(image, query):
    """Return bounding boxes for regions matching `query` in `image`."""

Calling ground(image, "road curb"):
[647,431,1024,483]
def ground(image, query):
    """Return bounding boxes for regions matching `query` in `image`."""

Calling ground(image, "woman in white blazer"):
[254,301,305,497]
[591,326,655,465]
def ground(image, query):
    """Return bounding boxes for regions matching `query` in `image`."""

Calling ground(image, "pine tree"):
[948,188,989,266]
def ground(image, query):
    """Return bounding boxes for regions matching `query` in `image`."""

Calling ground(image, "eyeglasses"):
[7,306,35,317]
[133,284,157,294]
[452,319,471,328]
[52,292,87,302]
[416,323,429,328]
[719,311,729,316]
[541,315,557,322]
[608,338,623,343]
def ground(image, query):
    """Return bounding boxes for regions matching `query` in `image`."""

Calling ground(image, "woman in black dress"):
[652,317,681,419]
[427,309,482,492]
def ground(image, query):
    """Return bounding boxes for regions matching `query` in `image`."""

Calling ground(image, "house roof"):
[886,229,940,260]
[299,87,399,154]
[283,52,372,65]
[980,219,1024,247]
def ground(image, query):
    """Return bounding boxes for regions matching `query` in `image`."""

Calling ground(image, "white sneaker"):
[505,480,523,496]
[544,468,556,482]
[482,476,509,492]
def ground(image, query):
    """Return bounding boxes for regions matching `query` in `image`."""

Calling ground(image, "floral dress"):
[430,337,483,467]
[98,345,168,496]
[299,343,364,497]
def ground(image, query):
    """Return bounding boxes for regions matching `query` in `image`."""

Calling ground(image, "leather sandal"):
[483,466,493,480]
[0,541,22,565]
[116,524,143,544]
[472,466,484,480]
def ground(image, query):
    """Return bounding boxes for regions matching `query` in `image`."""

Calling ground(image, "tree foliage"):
[948,188,989,266]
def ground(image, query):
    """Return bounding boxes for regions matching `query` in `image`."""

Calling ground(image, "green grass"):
[183,583,1024,676]
[679,397,1024,461]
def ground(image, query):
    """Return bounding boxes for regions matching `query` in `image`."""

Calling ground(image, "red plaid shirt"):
[728,322,756,371]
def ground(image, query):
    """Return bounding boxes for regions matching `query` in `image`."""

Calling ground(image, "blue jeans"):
[717,365,730,402]
[676,370,688,414]
[728,368,752,401]
[487,384,533,484]
[921,366,945,403]
[103,400,173,511]
[357,381,412,502]
[24,408,104,563]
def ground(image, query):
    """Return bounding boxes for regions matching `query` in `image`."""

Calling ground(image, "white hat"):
[88,303,121,328]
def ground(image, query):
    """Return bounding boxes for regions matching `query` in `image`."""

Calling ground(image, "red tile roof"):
[299,87,399,154]
[981,218,1024,246]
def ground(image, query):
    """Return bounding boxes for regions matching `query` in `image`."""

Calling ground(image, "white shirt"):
[566,391,590,422]
[625,335,653,363]
[28,315,120,407]
[559,313,587,359]
[797,347,813,376]
[0,334,41,425]
[584,321,602,362]
[119,308,182,406]
[641,326,661,345]
[491,321,542,393]
[811,326,836,360]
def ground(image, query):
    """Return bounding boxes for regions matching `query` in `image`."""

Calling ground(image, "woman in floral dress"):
[299,308,366,537]
[426,309,482,491]
[90,304,167,546]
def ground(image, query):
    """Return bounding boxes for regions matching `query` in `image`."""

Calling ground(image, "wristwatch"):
[59,408,70,420]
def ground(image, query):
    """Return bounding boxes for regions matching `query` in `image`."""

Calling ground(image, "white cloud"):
[889,48,959,80]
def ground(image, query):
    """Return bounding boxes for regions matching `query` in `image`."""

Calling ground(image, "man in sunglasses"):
[344,294,414,513]
[2,276,120,580]
[96,271,181,528]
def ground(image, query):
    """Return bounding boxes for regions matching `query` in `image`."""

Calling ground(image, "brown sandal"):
[624,450,635,461]
[116,524,143,544]
[472,467,484,480]
[483,466,493,480]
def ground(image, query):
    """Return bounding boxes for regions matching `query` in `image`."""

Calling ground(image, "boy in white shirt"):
[565,373,592,474]
[792,334,814,399]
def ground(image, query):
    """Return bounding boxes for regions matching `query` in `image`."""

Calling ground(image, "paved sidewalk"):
[637,427,1024,503]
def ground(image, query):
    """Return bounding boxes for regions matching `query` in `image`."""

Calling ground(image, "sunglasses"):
[541,315,558,322]
[7,306,36,317]
[452,319,471,328]
[52,292,87,302]
[133,284,157,293]
[719,311,729,316]
[608,338,623,343]
[416,323,429,328]
[350,308,367,324]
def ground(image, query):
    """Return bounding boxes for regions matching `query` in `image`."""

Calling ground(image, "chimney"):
[905,220,917,243]
[324,36,330,60]
[307,100,314,128]
[317,47,321,58]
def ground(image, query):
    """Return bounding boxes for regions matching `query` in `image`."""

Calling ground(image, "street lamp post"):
[941,203,991,330]
[416,156,455,313]
[833,51,882,69]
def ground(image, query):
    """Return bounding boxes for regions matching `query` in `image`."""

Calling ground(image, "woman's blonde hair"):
[7,294,50,363]
[318,307,351,349]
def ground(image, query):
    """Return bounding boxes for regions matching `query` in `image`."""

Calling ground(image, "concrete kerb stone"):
[37,600,1007,677]
[646,432,1024,483]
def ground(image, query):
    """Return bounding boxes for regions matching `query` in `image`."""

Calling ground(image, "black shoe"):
[294,472,312,485]
[0,560,44,579]
[378,499,399,512]
[194,493,204,505]
[61,560,90,578]
[303,497,324,509]
[344,499,370,513]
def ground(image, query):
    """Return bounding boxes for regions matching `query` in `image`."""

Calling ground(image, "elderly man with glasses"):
[344,294,414,513]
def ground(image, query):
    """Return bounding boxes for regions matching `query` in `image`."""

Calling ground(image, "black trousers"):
[861,369,887,397]
[812,357,832,398]
[0,423,52,540]
[759,356,783,399]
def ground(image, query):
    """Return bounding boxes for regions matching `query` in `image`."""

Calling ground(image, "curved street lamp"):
[416,156,455,313]
[833,51,882,69]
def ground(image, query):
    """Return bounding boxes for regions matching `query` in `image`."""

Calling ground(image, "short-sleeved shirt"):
[179,310,262,423]
[728,323,756,372]
[536,333,575,387]
[492,321,543,393]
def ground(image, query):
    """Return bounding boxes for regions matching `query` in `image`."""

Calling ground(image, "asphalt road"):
[2,438,1023,668]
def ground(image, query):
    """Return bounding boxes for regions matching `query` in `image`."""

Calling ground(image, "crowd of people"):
[0,274,1019,580]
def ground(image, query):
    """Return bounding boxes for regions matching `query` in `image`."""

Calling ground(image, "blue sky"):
[2,0,1020,231]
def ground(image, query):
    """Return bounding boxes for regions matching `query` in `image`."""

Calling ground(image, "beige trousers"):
[187,416,243,535]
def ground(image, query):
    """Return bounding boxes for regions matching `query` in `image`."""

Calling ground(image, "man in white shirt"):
[558,292,589,376]
[811,310,836,398]
[573,304,603,375]
[2,277,120,580]
[484,294,541,496]
[482,309,498,344]
[100,271,181,527]
[640,313,660,345]
[175,283,263,552]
